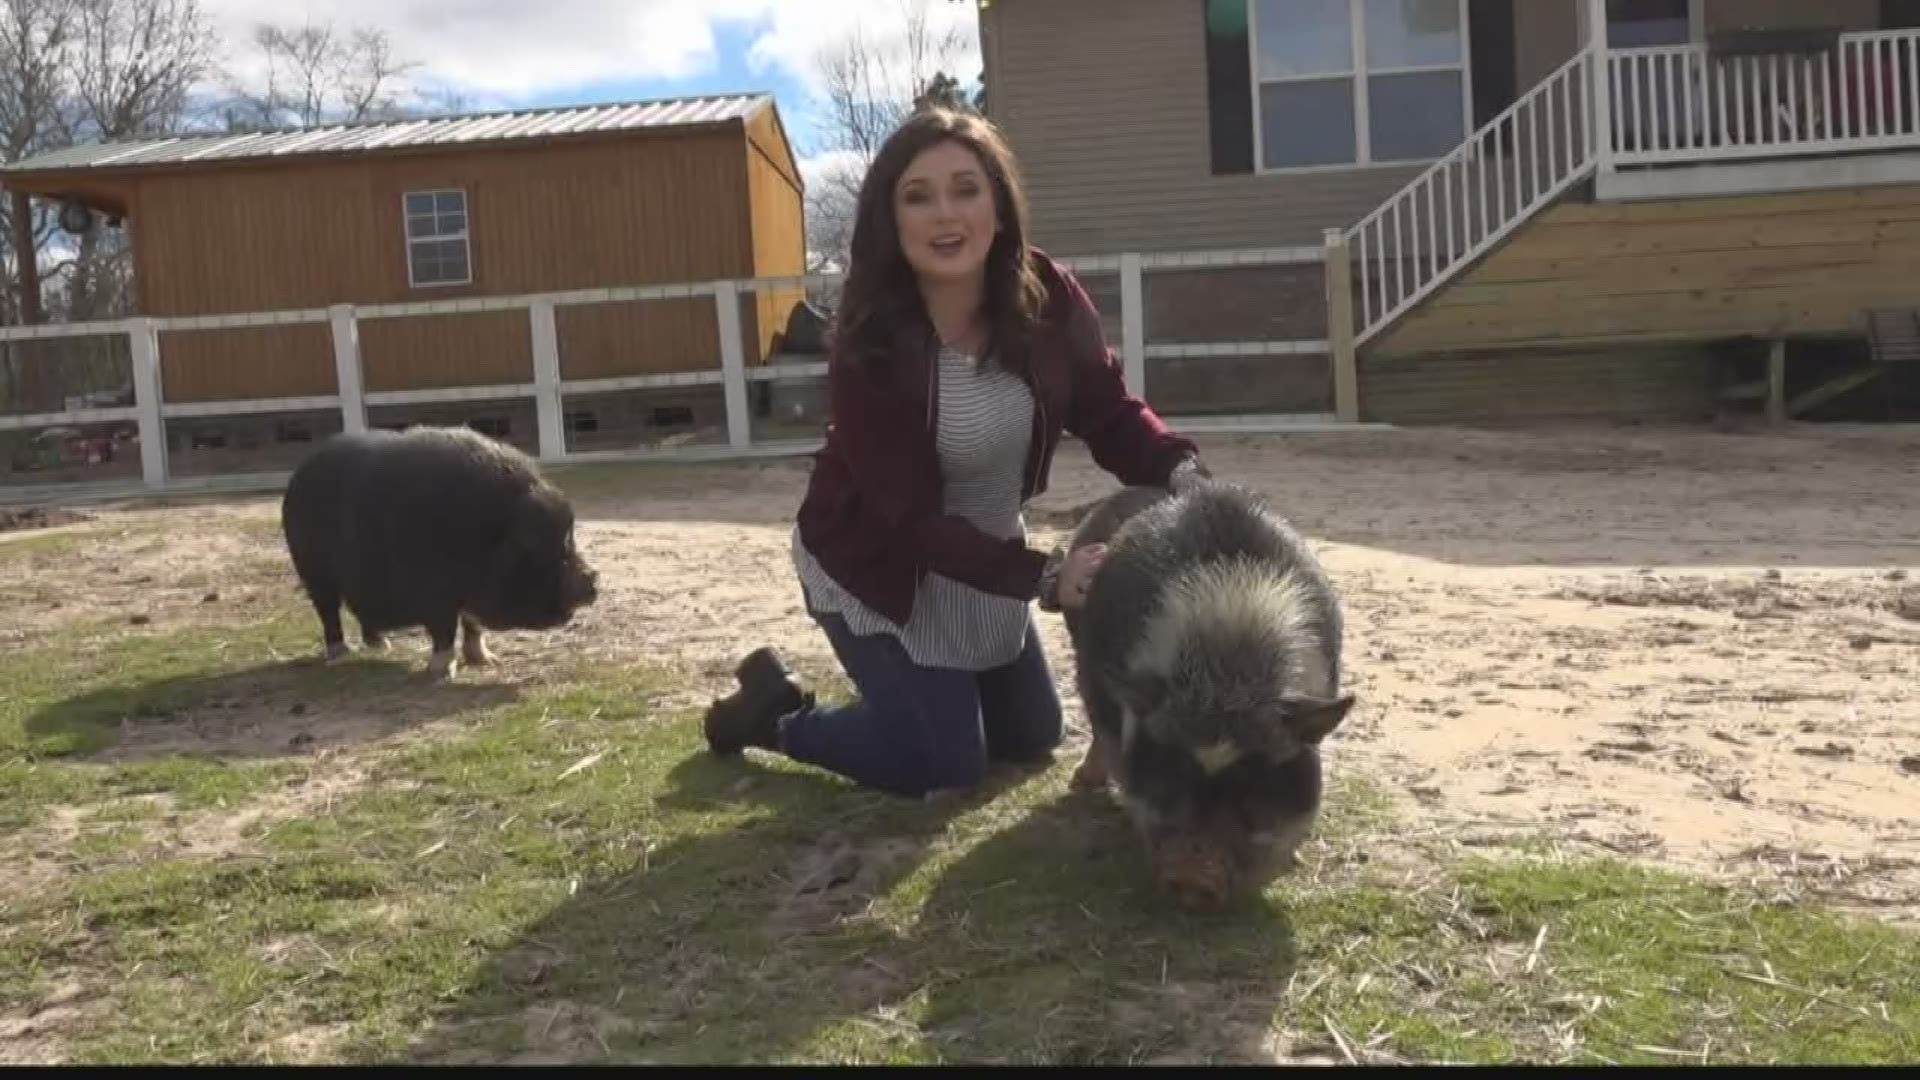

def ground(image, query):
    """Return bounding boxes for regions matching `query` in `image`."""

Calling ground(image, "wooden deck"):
[1369,184,1920,358]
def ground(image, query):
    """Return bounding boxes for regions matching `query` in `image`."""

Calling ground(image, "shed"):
[0,92,808,452]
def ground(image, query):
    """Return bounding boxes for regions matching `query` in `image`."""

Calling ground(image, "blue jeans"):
[778,604,1066,799]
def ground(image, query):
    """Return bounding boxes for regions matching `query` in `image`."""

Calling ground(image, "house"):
[0,92,808,469]
[978,0,1920,425]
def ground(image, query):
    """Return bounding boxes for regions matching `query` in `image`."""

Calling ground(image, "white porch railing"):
[1344,50,1598,346]
[1610,29,1920,167]
[0,245,1360,502]
[1342,25,1920,348]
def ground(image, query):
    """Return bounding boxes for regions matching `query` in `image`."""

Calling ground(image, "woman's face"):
[893,138,1000,287]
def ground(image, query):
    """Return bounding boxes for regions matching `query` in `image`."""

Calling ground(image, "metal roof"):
[2,92,774,175]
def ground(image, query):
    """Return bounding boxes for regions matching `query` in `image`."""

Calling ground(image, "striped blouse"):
[792,343,1037,672]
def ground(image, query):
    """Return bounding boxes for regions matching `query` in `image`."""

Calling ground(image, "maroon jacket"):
[795,249,1201,628]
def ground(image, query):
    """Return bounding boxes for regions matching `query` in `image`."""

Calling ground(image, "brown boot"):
[704,646,812,756]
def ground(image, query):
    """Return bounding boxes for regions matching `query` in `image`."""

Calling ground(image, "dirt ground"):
[6,420,1919,919]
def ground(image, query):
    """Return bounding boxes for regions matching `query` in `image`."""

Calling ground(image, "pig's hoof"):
[324,641,351,663]
[1070,762,1108,791]
[1069,752,1110,791]
[426,649,458,681]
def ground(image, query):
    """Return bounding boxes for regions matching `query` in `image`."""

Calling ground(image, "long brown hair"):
[831,106,1049,379]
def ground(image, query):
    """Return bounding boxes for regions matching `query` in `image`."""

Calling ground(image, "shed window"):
[404,189,471,288]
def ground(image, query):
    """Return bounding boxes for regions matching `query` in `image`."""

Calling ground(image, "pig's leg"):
[1071,730,1114,791]
[460,614,494,667]
[425,612,460,681]
[309,584,349,662]
[1071,681,1121,792]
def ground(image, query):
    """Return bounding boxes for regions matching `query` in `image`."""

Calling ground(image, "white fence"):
[0,243,1360,501]
[1609,28,1920,167]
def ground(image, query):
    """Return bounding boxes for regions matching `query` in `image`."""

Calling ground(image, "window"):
[403,189,471,288]
[1249,0,1469,170]
[1605,0,1691,48]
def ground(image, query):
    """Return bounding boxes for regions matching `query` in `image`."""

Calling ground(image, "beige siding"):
[988,0,1581,258]
[1516,0,1582,89]
[1705,0,1878,33]
[989,0,1419,255]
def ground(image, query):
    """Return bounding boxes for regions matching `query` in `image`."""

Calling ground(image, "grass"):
[0,614,319,831]
[2,597,1917,1064]
[0,529,95,561]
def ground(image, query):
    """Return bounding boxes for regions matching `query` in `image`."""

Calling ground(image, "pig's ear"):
[1279,691,1354,745]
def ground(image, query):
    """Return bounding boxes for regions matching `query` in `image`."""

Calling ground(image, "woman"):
[702,105,1209,798]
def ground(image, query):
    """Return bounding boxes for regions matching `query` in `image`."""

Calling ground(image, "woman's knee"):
[897,727,990,797]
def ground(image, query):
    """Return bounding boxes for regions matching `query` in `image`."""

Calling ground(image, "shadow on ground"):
[23,651,521,762]
[401,751,1297,1065]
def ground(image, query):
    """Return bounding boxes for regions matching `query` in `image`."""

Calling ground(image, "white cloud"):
[201,0,980,105]
[738,0,980,97]
[798,148,867,191]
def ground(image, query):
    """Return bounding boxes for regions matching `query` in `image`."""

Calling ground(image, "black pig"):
[1060,480,1353,911]
[280,425,600,680]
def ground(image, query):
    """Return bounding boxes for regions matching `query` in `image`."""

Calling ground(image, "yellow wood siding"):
[1372,184,1920,358]
[745,106,809,359]
[1361,343,1716,424]
[111,122,795,402]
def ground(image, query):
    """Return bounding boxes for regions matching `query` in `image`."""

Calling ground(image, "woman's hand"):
[1056,543,1108,611]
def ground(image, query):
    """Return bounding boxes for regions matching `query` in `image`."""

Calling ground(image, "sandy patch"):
[548,423,1920,915]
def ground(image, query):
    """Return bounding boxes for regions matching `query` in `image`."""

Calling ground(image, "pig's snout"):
[566,559,600,608]
[1156,836,1233,912]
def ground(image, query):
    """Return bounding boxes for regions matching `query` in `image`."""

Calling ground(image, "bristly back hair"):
[1125,554,1336,746]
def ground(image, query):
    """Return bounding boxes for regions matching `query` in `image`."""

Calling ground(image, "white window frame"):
[1582,0,1704,49]
[403,188,472,289]
[1248,0,1474,174]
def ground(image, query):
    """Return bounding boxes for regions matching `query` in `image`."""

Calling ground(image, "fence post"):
[528,299,566,461]
[1766,337,1788,426]
[329,304,366,436]
[127,318,168,489]
[714,281,751,450]
[1324,228,1361,424]
[1120,252,1146,398]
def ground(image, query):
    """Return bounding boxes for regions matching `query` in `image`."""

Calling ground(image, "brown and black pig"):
[280,424,599,680]
[1060,480,1354,911]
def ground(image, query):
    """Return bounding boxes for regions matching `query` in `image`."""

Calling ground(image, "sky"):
[198,0,983,169]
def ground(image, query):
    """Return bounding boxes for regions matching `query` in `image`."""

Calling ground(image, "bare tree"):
[0,0,77,327]
[58,0,217,321]
[220,20,426,131]
[0,0,213,330]
[804,0,978,271]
